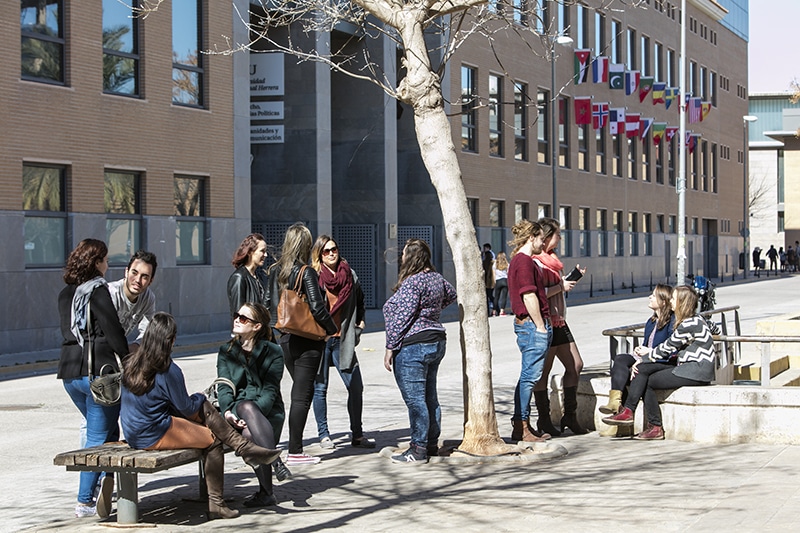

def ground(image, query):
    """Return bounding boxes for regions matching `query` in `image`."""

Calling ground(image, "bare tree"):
[749,171,772,221]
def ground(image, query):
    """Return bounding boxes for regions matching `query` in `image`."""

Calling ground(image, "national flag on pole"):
[574,49,591,84]
[652,83,666,105]
[639,117,654,140]
[574,96,592,125]
[686,132,698,154]
[626,113,641,138]
[609,107,626,135]
[652,122,667,145]
[688,97,702,123]
[625,70,640,96]
[592,102,609,129]
[665,87,678,110]
[592,56,609,83]
[665,126,679,143]
[609,64,625,90]
[639,77,654,103]
[701,102,712,121]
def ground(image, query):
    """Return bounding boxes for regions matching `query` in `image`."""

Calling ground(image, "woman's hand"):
[630,360,641,379]
[563,280,577,292]
[633,346,652,357]
[384,349,395,372]
[224,410,247,430]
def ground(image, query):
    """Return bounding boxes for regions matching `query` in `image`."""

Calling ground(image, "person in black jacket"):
[227,233,270,317]
[268,223,337,465]
[57,239,129,518]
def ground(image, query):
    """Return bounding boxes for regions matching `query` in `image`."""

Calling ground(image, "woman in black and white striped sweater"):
[602,285,718,440]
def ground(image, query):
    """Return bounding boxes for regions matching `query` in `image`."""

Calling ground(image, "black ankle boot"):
[533,390,561,437]
[561,386,589,435]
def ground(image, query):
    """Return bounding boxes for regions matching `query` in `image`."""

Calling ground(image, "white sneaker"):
[96,474,114,518]
[319,436,335,449]
[285,453,321,466]
[75,503,97,518]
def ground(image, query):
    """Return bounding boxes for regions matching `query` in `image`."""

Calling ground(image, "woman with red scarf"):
[310,236,374,449]
[532,218,589,437]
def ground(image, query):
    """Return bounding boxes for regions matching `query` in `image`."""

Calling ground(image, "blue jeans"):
[312,337,365,440]
[392,339,447,449]
[512,321,553,421]
[63,377,120,504]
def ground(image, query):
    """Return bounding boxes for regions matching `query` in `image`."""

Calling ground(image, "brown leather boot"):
[599,390,623,415]
[200,401,282,467]
[511,418,549,442]
[204,443,239,520]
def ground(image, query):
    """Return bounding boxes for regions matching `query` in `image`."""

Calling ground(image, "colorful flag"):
[592,56,609,83]
[609,64,625,90]
[609,107,626,135]
[652,83,666,105]
[625,70,640,96]
[574,96,592,125]
[701,102,712,121]
[665,126,679,143]
[665,87,678,110]
[639,117,654,140]
[639,77,654,103]
[592,102,609,129]
[688,97,702,123]
[686,132,698,153]
[626,113,640,138]
[652,122,667,145]
[574,49,591,84]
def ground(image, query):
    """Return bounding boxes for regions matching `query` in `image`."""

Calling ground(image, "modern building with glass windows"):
[2,1,251,355]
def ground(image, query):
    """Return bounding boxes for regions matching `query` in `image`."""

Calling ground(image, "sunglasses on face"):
[234,313,256,325]
[322,246,338,256]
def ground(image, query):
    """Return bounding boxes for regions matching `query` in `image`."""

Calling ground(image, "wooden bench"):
[54,442,223,524]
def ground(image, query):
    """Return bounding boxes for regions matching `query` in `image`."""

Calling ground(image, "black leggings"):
[236,400,276,492]
[281,334,324,454]
[609,353,637,391]
[625,363,707,426]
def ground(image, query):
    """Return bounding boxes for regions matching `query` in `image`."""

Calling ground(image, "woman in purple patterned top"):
[383,239,456,464]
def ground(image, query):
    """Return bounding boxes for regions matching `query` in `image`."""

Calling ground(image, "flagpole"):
[676,0,687,285]
[550,35,574,218]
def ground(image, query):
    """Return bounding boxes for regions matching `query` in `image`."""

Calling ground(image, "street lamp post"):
[742,115,758,278]
[550,35,573,217]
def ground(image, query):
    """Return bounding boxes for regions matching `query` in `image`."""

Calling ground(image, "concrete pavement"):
[4,275,800,531]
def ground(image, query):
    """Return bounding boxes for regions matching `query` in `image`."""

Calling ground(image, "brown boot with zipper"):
[204,442,239,520]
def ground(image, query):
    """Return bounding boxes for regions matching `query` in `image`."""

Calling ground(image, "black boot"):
[243,465,277,508]
[204,443,239,520]
[533,390,561,437]
[560,386,589,435]
[200,401,282,467]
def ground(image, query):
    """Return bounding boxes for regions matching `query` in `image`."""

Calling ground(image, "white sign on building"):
[250,102,284,120]
[250,53,284,96]
[251,125,284,144]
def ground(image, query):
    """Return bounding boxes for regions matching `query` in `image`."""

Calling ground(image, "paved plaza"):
[3,275,800,532]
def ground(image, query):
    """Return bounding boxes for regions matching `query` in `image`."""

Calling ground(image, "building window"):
[596,128,606,174]
[612,135,623,177]
[558,97,570,168]
[560,206,572,257]
[467,198,478,226]
[577,3,589,49]
[173,0,204,106]
[657,214,665,233]
[515,202,529,223]
[103,0,139,96]
[642,132,651,182]
[628,211,639,256]
[558,1,570,35]
[611,20,623,63]
[654,42,664,82]
[535,0,549,33]
[595,12,606,56]
[628,138,638,180]
[626,28,637,70]
[668,136,676,186]
[710,144,717,193]
[489,74,503,157]
[461,66,477,152]
[105,171,142,265]
[700,66,708,100]
[613,210,624,256]
[597,208,608,257]
[23,164,66,266]
[668,214,677,234]
[640,35,651,76]
[489,200,504,227]
[710,71,718,106]
[689,61,698,95]
[175,175,207,264]
[513,0,527,26]
[538,204,550,218]
[643,213,653,255]
[537,89,550,164]
[778,149,785,203]
[701,141,709,192]
[691,217,698,235]
[577,124,589,171]
[691,147,699,190]
[514,82,528,161]
[667,49,677,86]
[778,211,785,232]
[655,136,664,184]
[21,0,65,83]
[579,207,591,256]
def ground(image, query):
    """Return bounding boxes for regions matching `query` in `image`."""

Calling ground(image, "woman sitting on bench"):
[602,286,717,440]
[121,312,281,520]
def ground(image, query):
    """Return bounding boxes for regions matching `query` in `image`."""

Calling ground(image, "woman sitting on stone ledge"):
[602,286,718,440]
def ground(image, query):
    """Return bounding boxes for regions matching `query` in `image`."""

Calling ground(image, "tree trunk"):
[397,14,507,455]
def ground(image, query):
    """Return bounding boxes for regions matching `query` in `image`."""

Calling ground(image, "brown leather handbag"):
[275,265,327,340]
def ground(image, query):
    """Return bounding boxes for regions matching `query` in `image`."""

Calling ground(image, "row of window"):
[22,164,207,267]
[20,0,205,106]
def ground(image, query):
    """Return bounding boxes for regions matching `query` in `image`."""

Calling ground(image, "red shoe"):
[602,407,634,426]
[634,424,665,440]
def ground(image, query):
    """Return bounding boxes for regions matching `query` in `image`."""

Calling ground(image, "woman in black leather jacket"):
[227,233,269,317]
[268,222,337,465]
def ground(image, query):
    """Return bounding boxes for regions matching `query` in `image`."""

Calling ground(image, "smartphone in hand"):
[564,266,583,282]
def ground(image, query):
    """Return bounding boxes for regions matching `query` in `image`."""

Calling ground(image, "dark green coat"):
[216,338,285,438]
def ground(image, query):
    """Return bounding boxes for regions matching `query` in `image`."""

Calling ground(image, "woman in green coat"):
[216,302,288,507]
